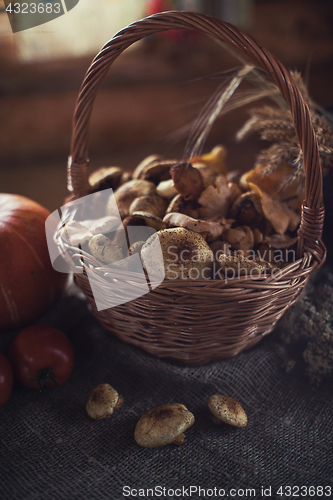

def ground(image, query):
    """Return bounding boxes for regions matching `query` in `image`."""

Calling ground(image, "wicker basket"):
[60,11,326,365]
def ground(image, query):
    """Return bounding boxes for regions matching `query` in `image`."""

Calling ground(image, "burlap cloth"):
[1,264,332,500]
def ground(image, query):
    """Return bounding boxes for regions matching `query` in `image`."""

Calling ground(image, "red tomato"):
[9,325,74,390]
[0,353,13,408]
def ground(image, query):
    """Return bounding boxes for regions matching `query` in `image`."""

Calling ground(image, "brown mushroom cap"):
[109,179,156,219]
[86,384,123,420]
[218,252,271,278]
[89,166,123,192]
[208,394,247,428]
[140,227,213,280]
[134,403,195,448]
[129,195,167,219]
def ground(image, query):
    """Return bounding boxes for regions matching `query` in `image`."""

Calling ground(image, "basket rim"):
[65,10,325,267]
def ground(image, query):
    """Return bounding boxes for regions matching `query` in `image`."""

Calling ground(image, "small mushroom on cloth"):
[129,195,167,219]
[170,162,204,201]
[140,227,213,280]
[163,212,231,242]
[86,383,123,420]
[59,216,119,247]
[208,394,247,428]
[134,403,195,448]
[108,179,156,220]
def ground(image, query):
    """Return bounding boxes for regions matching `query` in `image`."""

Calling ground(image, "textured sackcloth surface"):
[0,267,332,500]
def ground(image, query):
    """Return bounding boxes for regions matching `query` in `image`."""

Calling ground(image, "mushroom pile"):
[72,144,303,280]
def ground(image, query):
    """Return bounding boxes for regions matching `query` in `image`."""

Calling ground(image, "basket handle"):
[68,10,325,263]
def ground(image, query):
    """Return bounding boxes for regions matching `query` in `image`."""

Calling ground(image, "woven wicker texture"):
[61,11,326,364]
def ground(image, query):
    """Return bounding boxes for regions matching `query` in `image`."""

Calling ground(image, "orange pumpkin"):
[0,194,67,333]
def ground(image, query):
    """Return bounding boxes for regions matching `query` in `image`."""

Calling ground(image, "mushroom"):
[208,394,247,428]
[191,144,228,175]
[132,154,163,179]
[240,162,304,206]
[86,383,124,420]
[209,239,230,267]
[140,227,214,280]
[166,194,199,219]
[129,195,167,219]
[156,178,178,199]
[170,162,204,200]
[262,233,298,249]
[88,233,127,267]
[134,403,195,448]
[198,176,234,221]
[224,226,254,256]
[228,191,265,230]
[135,159,177,183]
[163,212,231,242]
[108,179,156,219]
[128,240,146,256]
[124,212,167,232]
[218,252,271,278]
[249,183,300,235]
[89,166,123,192]
[192,162,216,189]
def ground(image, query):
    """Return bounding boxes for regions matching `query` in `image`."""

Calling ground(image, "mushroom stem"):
[172,433,186,446]
[116,394,124,409]
[211,416,223,426]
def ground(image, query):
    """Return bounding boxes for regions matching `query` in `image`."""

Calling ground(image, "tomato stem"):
[28,368,59,391]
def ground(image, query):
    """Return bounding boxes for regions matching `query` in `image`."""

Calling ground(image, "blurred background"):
[1,0,333,211]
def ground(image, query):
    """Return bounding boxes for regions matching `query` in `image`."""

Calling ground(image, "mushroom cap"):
[218,252,270,278]
[208,394,247,428]
[156,178,178,199]
[129,195,167,219]
[88,234,124,265]
[134,403,195,448]
[89,166,123,192]
[109,179,156,219]
[163,212,228,242]
[140,227,213,280]
[86,383,120,420]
